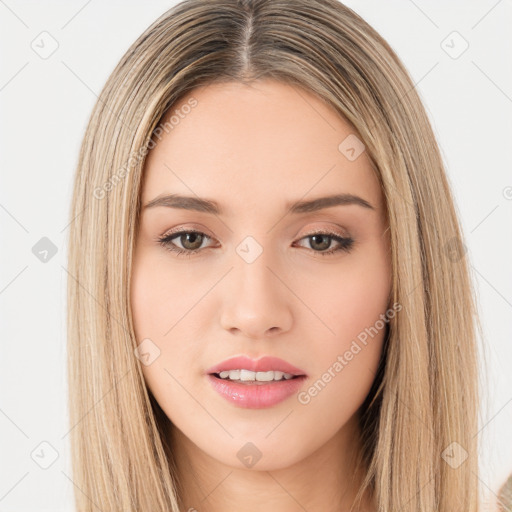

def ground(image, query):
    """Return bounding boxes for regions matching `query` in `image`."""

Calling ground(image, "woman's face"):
[131,79,391,470]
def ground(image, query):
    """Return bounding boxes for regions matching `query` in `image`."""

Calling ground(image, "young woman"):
[66,1,481,510]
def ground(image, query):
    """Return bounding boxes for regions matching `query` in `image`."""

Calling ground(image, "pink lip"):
[206,374,307,409]
[204,355,307,409]
[204,355,307,376]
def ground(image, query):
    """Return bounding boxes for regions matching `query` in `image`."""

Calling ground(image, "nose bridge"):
[231,235,282,304]
[220,235,292,337]
[237,250,273,292]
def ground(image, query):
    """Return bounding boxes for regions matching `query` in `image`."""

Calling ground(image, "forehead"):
[141,80,383,215]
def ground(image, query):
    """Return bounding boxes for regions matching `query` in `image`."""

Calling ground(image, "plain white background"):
[0,1,511,510]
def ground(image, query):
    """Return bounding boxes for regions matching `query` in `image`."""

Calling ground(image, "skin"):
[130,79,391,512]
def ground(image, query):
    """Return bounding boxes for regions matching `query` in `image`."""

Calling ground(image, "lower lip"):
[206,374,307,409]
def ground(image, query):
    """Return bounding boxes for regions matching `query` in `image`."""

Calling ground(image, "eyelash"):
[156,228,354,258]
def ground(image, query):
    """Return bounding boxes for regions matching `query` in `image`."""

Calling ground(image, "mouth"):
[204,356,307,407]
[210,370,306,385]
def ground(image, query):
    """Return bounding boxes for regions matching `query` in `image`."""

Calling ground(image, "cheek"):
[298,243,390,396]
[300,242,390,345]
[130,250,201,397]
[130,249,185,341]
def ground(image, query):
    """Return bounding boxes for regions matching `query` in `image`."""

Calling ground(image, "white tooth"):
[217,369,297,381]
[239,369,256,381]
[228,369,240,380]
[256,371,274,382]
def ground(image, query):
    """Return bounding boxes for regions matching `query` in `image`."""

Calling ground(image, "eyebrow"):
[143,193,375,214]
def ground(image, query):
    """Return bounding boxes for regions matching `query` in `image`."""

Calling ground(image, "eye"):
[157,229,214,258]
[294,230,354,256]
[156,229,354,258]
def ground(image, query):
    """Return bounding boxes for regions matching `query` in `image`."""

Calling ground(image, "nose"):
[219,248,293,339]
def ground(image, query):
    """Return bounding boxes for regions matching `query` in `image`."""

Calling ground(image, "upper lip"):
[205,355,307,376]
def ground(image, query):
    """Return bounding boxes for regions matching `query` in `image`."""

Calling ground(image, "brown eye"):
[157,229,354,259]
[176,232,204,251]
[309,234,331,251]
[157,230,213,257]
[296,231,355,256]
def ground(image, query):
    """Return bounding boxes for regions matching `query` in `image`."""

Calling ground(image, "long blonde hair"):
[66,0,481,509]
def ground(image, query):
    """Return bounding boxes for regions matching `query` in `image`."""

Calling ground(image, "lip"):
[204,355,307,376]
[204,355,308,409]
[206,374,307,409]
